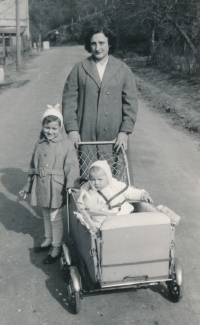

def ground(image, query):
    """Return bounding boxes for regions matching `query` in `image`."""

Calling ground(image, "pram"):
[60,141,183,314]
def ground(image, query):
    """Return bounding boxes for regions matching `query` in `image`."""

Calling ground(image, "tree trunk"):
[151,12,156,63]
[166,15,198,59]
[151,27,155,56]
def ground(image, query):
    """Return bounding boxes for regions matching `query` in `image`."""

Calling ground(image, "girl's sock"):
[51,218,63,247]
[48,246,61,258]
[42,208,53,246]
[40,237,52,247]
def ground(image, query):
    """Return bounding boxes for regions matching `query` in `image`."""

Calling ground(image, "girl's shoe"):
[34,237,52,253]
[42,246,61,264]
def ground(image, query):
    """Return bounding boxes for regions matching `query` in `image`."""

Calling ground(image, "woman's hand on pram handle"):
[19,190,29,200]
[114,132,128,152]
[141,191,154,204]
[68,131,81,148]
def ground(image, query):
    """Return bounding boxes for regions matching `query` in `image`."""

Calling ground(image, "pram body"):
[60,142,183,314]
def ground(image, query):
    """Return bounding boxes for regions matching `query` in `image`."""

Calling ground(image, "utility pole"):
[16,0,21,71]
[70,0,73,23]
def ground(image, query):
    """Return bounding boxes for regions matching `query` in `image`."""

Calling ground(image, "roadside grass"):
[125,55,200,135]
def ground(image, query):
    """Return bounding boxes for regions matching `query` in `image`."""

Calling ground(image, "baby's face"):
[89,169,108,191]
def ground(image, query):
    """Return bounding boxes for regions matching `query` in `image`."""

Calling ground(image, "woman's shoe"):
[34,237,52,253]
[42,246,61,264]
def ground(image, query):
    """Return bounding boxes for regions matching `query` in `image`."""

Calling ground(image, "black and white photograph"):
[0,0,199,324]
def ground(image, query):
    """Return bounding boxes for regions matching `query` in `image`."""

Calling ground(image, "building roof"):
[0,27,26,35]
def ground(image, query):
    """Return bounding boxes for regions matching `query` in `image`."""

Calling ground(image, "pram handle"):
[76,140,130,186]
[77,140,116,145]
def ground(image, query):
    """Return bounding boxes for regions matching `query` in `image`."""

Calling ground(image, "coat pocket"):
[53,175,65,186]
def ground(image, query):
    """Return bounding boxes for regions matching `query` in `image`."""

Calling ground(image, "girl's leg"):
[34,208,52,252]
[41,207,53,246]
[50,207,63,248]
[43,207,63,263]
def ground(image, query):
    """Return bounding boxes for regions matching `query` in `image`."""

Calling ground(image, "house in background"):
[0,0,30,65]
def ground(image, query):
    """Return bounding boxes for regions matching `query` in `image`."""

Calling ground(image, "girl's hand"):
[141,191,154,204]
[19,190,29,200]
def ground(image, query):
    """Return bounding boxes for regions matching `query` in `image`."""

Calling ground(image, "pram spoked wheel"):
[168,257,183,302]
[60,253,70,282]
[67,276,81,314]
[60,243,71,281]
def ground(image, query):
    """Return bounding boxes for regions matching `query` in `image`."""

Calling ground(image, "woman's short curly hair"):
[84,26,117,54]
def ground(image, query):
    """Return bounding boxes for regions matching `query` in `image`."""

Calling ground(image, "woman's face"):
[90,33,109,62]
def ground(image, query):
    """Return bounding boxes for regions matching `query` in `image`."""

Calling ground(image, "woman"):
[62,26,138,184]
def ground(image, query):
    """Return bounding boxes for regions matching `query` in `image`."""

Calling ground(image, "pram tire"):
[168,258,183,302]
[60,254,70,282]
[168,279,183,302]
[60,243,72,282]
[67,277,81,314]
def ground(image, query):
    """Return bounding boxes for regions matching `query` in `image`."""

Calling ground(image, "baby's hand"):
[19,190,29,200]
[88,181,98,193]
[141,191,153,204]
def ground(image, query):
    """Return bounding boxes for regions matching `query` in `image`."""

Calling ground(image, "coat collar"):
[38,132,63,144]
[82,55,122,89]
[82,56,101,88]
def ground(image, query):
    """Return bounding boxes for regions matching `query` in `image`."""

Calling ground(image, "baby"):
[77,160,153,226]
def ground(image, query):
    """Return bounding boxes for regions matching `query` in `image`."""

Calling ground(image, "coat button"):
[106,91,109,95]
[41,180,44,183]
[44,154,47,157]
[104,127,107,131]
[105,112,108,116]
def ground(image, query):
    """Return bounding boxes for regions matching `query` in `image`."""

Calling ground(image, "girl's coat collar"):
[38,132,63,143]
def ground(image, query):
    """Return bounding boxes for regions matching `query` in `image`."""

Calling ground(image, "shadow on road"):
[0,167,72,314]
[150,283,175,303]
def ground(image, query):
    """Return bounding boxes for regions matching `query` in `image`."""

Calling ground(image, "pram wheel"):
[168,258,183,302]
[60,243,72,282]
[168,279,183,302]
[60,253,70,282]
[67,277,81,314]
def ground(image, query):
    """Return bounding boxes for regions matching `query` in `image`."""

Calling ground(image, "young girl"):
[77,160,153,227]
[19,104,80,264]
